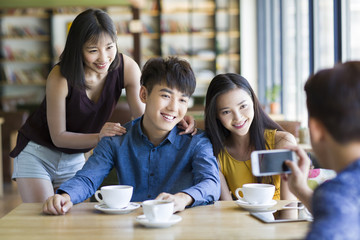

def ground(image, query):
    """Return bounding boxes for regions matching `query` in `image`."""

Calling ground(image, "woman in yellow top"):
[204,73,297,200]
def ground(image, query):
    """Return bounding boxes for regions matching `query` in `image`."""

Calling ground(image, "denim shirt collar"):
[134,116,181,149]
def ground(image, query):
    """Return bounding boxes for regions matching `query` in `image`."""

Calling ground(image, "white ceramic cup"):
[235,183,275,204]
[142,200,174,222]
[94,185,133,209]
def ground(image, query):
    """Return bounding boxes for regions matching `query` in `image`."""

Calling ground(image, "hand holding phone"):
[251,149,297,176]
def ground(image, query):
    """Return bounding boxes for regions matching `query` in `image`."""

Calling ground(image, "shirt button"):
[151,149,155,152]
[147,195,151,198]
[150,173,154,176]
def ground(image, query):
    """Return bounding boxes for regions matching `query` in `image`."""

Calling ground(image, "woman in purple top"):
[10,9,195,203]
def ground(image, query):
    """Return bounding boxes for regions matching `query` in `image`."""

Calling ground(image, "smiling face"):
[140,83,189,142]
[82,33,117,75]
[216,88,254,137]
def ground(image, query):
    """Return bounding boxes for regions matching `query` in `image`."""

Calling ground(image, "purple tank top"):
[10,54,125,157]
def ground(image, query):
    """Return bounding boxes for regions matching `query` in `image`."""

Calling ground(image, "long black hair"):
[205,73,283,156]
[59,8,120,90]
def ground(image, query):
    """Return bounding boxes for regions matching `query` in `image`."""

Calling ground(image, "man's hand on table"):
[155,192,194,213]
[43,193,73,215]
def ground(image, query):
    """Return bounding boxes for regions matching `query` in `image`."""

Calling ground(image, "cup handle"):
[235,188,244,201]
[94,190,104,204]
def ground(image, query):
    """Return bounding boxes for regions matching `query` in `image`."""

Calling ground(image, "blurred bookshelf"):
[0,1,240,111]
[0,6,137,111]
[0,8,51,111]
[139,0,241,97]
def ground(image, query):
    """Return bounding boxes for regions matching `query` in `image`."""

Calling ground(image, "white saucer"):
[136,214,182,228]
[94,202,140,214]
[235,199,277,211]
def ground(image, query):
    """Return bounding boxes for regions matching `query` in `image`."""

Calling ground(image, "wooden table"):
[0,201,310,240]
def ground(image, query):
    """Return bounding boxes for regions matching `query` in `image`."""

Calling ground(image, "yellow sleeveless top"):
[218,129,281,200]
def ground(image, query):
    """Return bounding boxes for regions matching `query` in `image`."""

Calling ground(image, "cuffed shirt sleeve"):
[57,137,116,204]
[181,133,221,207]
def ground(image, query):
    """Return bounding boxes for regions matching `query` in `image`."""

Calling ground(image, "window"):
[256,0,355,126]
[282,0,309,124]
[342,0,360,61]
[257,0,309,124]
[314,0,334,71]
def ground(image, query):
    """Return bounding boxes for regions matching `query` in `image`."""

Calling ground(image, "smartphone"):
[251,149,297,176]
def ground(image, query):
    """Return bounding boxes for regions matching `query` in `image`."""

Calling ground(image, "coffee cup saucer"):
[235,199,277,211]
[136,214,182,228]
[94,202,140,214]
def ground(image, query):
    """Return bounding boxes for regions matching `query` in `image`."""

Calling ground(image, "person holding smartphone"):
[204,73,297,201]
[283,61,360,239]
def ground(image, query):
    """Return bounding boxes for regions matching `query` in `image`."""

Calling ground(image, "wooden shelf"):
[141,10,160,16]
[0,1,241,109]
[1,58,50,63]
[0,0,129,9]
[0,9,50,101]
[162,31,190,35]
[217,31,240,38]
[0,13,50,18]
[142,33,160,38]
[153,0,240,93]
[217,9,240,15]
[0,82,46,86]
[217,53,240,60]
[1,35,50,41]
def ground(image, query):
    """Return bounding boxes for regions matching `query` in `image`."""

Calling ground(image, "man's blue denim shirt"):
[58,117,221,207]
[306,159,360,240]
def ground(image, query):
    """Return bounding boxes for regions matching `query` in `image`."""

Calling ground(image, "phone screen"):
[258,151,293,174]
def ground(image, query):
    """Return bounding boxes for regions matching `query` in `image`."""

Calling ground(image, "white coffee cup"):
[235,183,275,204]
[142,200,174,222]
[94,185,133,209]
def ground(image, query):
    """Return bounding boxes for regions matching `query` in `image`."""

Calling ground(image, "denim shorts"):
[12,141,86,188]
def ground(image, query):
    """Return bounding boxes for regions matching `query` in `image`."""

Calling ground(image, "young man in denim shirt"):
[43,57,220,215]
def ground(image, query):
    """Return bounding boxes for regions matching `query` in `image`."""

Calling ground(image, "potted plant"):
[266,84,281,114]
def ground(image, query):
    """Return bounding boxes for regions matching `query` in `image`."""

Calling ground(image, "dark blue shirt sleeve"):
[57,137,115,204]
[306,181,360,240]
[180,134,221,206]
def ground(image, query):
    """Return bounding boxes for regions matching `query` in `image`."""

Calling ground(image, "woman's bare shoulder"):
[275,130,297,149]
[46,65,68,93]
[122,54,139,69]
[121,54,141,86]
[47,65,65,82]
